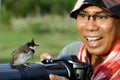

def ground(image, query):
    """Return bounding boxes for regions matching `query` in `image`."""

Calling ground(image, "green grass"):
[0,27,80,63]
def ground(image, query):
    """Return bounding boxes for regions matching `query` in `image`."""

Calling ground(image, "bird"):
[10,39,39,67]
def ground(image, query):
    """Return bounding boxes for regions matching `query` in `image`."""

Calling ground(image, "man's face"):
[76,6,120,56]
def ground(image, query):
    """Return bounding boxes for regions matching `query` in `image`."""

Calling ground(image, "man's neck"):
[91,55,107,69]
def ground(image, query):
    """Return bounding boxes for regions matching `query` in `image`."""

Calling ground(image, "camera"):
[0,55,93,80]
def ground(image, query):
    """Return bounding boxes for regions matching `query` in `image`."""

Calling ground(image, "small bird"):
[10,39,39,67]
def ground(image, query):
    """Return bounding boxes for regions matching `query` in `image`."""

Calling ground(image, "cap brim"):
[70,0,120,18]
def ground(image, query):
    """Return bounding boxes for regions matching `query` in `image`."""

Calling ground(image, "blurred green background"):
[0,0,80,63]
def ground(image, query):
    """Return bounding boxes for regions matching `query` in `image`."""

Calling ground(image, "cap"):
[70,0,120,18]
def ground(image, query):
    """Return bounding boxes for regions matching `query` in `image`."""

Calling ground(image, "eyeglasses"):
[77,12,114,24]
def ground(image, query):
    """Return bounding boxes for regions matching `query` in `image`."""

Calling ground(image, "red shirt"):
[78,40,120,80]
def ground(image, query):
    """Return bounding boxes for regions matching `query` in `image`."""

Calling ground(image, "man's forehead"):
[81,6,109,13]
[81,8,111,15]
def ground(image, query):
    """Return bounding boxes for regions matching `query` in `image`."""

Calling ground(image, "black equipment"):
[0,55,93,80]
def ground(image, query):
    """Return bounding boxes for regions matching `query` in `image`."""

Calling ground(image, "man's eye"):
[78,13,87,17]
[96,15,108,19]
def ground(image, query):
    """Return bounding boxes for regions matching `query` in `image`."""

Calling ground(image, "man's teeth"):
[87,37,102,41]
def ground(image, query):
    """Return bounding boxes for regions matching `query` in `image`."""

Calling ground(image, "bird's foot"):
[22,63,31,68]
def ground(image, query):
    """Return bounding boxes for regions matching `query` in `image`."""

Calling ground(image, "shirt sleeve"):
[58,41,82,58]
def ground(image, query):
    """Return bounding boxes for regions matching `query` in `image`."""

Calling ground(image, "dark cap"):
[70,0,120,18]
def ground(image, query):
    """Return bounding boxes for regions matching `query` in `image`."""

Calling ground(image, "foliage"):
[2,0,76,16]
[0,9,11,24]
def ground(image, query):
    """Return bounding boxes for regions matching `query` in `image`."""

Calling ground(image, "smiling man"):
[40,0,120,80]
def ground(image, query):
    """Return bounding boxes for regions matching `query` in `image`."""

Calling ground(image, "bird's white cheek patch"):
[29,46,36,50]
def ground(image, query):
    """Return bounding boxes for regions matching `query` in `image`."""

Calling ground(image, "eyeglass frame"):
[76,11,117,23]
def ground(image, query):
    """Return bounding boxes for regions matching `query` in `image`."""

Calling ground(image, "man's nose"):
[85,18,99,31]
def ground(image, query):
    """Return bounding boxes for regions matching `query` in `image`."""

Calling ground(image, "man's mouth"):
[85,36,103,47]
[86,37,103,41]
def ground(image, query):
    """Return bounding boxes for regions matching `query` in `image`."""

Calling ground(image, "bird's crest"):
[27,38,39,47]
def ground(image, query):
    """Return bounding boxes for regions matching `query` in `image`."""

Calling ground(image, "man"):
[40,0,120,80]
